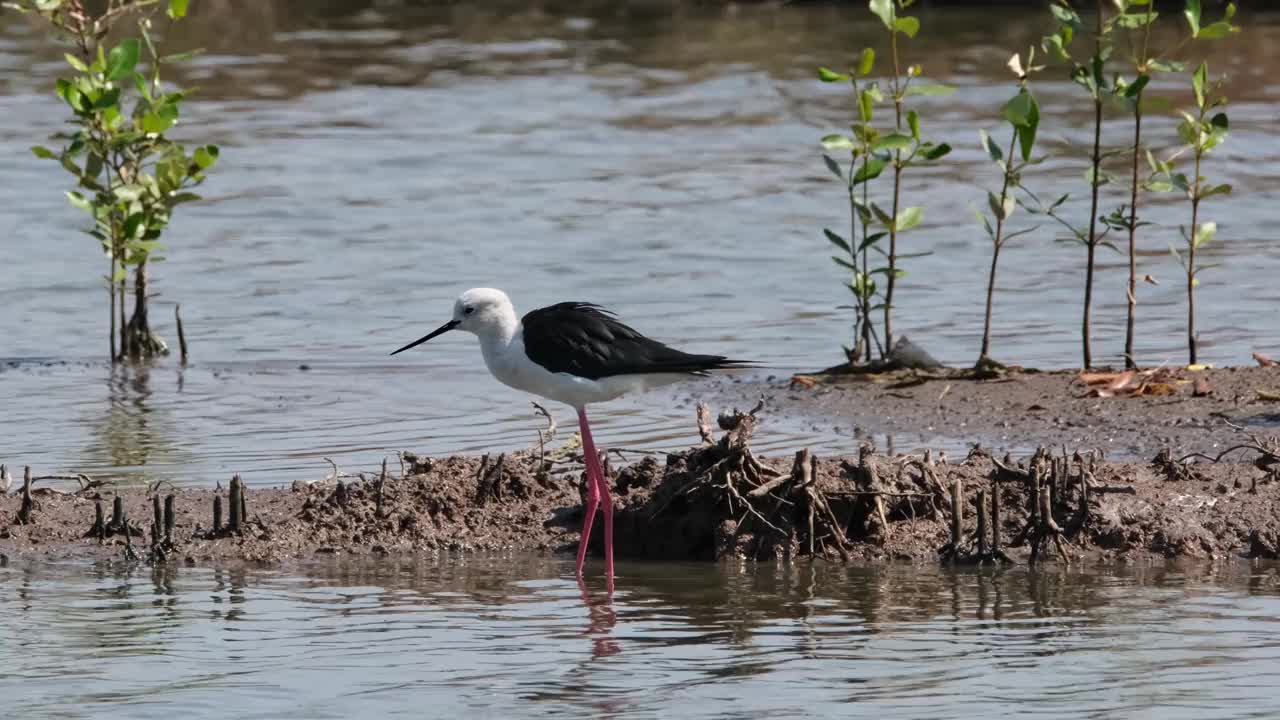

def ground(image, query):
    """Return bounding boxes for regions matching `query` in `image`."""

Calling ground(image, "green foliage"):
[11,0,216,359]
[816,0,949,363]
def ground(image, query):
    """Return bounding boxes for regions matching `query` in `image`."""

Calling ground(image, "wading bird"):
[391,288,749,586]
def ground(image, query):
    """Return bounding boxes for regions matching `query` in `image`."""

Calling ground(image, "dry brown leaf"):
[1193,377,1213,397]
[1259,390,1280,402]
[790,375,817,389]
[1254,352,1278,368]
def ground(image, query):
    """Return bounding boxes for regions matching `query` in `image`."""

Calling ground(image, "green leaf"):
[1002,91,1035,127]
[1192,62,1207,108]
[920,143,951,161]
[858,231,888,252]
[63,52,89,72]
[1184,0,1201,35]
[869,0,894,30]
[170,192,203,204]
[167,0,189,19]
[1210,112,1229,130]
[1124,73,1150,99]
[979,129,1002,163]
[1017,94,1039,161]
[106,39,140,81]
[857,48,875,76]
[858,88,876,124]
[1193,221,1216,247]
[870,202,894,227]
[825,229,852,253]
[161,49,205,64]
[896,207,923,231]
[818,67,849,83]
[1050,2,1082,30]
[30,145,56,160]
[1114,12,1159,29]
[853,156,888,185]
[907,110,920,140]
[823,154,843,181]
[1196,20,1237,39]
[988,191,1009,221]
[65,190,92,212]
[904,83,955,97]
[821,134,857,151]
[1202,183,1232,198]
[872,133,913,152]
[832,255,857,271]
[1147,58,1187,73]
[894,16,920,38]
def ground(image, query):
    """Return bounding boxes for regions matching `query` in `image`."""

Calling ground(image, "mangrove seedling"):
[819,48,888,364]
[10,0,218,361]
[1109,0,1237,368]
[1152,61,1231,365]
[1044,0,1112,370]
[863,0,952,358]
[974,50,1044,369]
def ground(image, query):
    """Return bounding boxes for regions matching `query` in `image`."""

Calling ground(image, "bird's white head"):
[390,287,517,356]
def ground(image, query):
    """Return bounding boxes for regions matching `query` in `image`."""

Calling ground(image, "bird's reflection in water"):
[578,577,619,659]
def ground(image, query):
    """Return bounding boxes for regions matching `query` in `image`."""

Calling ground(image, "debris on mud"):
[1,405,1278,566]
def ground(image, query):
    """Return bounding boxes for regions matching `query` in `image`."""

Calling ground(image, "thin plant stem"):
[884,25,903,358]
[1123,0,1156,370]
[1082,0,1105,370]
[980,130,1021,363]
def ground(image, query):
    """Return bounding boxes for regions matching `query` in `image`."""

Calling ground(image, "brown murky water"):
[2,2,1279,487]
[1,556,1278,718]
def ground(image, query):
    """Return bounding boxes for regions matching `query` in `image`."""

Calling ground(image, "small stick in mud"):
[110,495,125,533]
[121,505,138,562]
[1029,486,1071,565]
[212,495,223,534]
[228,475,243,535]
[696,402,716,445]
[951,478,963,550]
[175,304,189,366]
[151,495,162,547]
[164,495,175,545]
[376,458,387,518]
[977,489,989,559]
[240,477,249,523]
[85,499,106,541]
[14,466,35,525]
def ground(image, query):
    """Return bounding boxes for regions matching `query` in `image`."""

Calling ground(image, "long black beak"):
[390,320,459,355]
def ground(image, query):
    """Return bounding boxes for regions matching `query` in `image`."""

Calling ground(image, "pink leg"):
[574,414,600,577]
[577,408,614,587]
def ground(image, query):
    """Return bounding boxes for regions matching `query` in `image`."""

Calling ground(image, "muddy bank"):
[708,365,1280,459]
[1,404,1277,566]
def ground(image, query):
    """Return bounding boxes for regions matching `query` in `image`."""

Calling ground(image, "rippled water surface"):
[2,557,1278,718]
[2,1,1280,485]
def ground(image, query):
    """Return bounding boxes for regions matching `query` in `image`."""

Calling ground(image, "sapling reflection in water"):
[818,0,951,365]
[7,0,218,361]
[974,49,1045,370]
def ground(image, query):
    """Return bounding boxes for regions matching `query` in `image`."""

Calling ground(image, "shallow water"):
[2,556,1279,718]
[2,2,1280,486]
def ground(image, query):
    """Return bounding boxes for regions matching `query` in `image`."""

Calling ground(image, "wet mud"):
[717,365,1280,459]
[2,400,1278,567]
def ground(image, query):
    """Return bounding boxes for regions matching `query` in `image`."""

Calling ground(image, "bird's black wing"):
[520,302,749,380]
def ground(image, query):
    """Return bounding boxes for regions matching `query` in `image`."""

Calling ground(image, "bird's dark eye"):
[464,306,475,315]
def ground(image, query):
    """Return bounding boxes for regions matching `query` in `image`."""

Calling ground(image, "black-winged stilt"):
[390,288,750,585]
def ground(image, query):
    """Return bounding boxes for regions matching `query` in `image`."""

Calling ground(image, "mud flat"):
[1,401,1278,566]
[712,365,1280,459]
